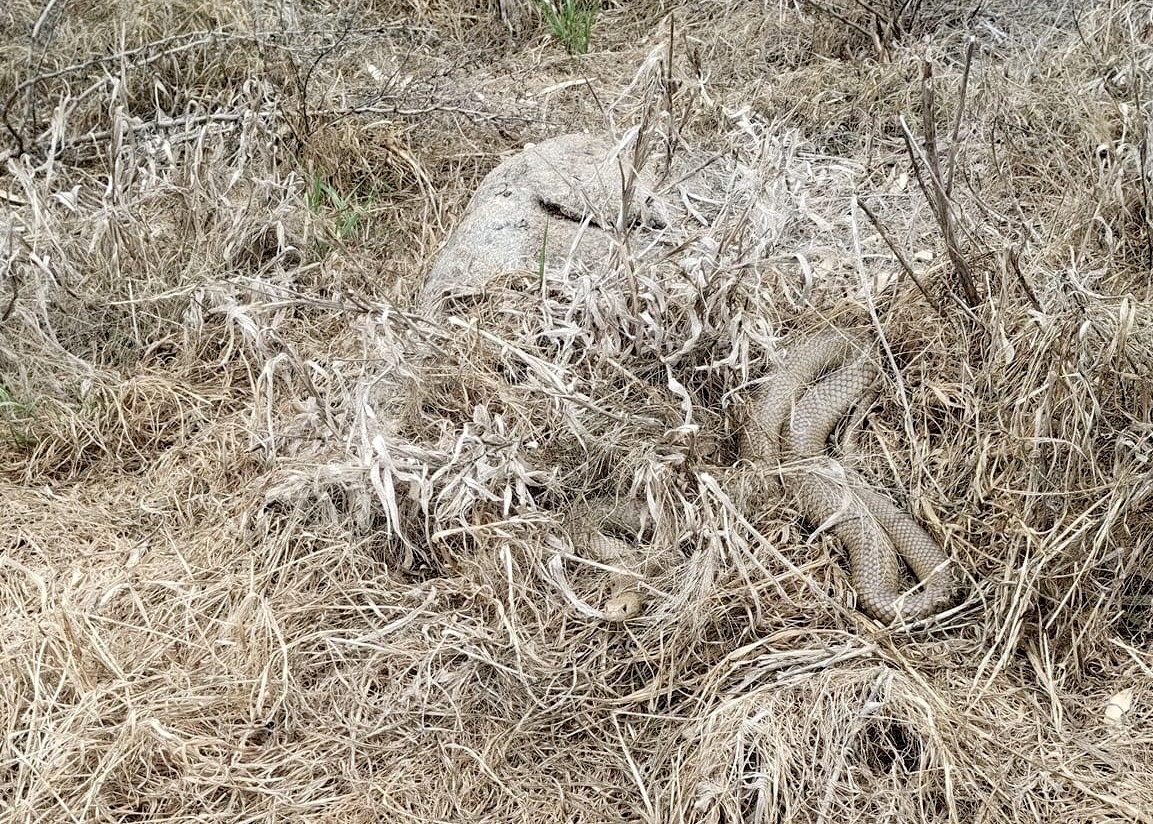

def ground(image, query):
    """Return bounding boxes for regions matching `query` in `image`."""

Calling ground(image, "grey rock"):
[419,133,670,312]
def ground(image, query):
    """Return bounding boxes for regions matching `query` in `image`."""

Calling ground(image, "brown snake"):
[741,329,955,622]
[572,329,955,624]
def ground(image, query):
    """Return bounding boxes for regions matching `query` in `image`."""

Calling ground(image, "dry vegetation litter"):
[3,0,1153,822]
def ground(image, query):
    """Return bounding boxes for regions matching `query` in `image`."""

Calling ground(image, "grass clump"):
[539,0,599,54]
[306,174,368,241]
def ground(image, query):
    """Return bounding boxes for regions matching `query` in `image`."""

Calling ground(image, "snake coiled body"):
[741,329,955,623]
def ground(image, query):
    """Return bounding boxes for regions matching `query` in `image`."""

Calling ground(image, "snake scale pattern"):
[741,329,955,622]
[575,329,955,624]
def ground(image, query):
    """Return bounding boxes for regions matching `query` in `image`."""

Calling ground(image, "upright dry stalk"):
[900,57,979,309]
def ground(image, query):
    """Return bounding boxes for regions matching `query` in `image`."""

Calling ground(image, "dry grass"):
[4,0,1153,822]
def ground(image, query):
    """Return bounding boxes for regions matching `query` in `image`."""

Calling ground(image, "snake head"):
[603,580,647,622]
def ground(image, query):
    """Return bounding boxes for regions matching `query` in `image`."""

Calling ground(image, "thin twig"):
[945,38,977,197]
[2,31,227,148]
[1007,247,1043,312]
[858,198,945,317]
[804,0,878,44]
